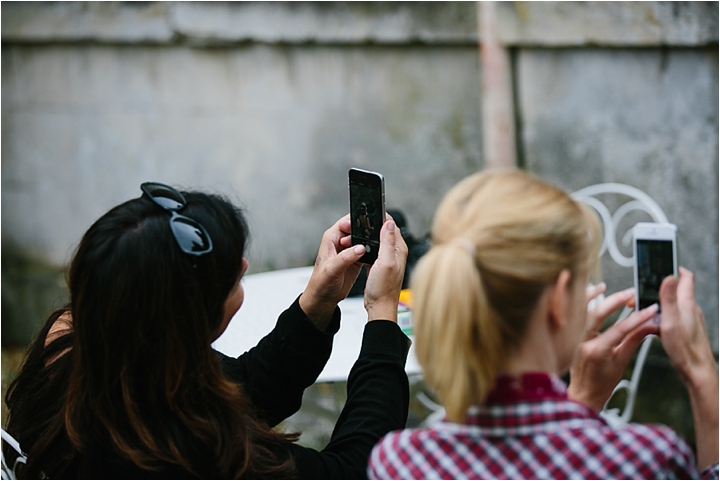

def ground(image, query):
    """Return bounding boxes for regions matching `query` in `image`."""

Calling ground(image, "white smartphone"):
[632,222,678,311]
[349,168,385,264]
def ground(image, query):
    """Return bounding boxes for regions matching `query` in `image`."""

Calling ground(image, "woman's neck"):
[502,304,560,377]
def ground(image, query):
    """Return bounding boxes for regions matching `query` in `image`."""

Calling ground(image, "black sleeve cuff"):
[359,320,411,364]
[276,295,341,341]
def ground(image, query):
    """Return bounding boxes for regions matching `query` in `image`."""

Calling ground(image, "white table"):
[213,266,423,383]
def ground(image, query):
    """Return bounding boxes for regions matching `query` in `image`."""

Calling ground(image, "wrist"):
[679,345,718,390]
[567,384,603,412]
[298,292,336,332]
[366,301,398,323]
[685,360,719,396]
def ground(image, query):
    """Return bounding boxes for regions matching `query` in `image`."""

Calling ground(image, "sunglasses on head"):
[140,182,213,256]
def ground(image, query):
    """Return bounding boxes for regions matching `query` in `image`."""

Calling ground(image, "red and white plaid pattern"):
[369,373,718,479]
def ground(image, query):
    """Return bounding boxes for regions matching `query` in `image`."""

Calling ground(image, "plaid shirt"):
[369,373,719,479]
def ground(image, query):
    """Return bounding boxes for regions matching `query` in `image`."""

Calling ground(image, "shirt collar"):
[485,372,569,404]
[441,373,604,436]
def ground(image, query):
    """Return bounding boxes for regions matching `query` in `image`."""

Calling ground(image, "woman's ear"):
[241,257,249,278]
[548,269,572,331]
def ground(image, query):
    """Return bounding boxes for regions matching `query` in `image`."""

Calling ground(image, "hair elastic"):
[449,238,476,257]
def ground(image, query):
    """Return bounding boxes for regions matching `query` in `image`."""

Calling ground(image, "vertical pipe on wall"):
[478,1,517,169]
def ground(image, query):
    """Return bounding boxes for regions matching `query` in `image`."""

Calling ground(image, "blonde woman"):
[368,169,718,479]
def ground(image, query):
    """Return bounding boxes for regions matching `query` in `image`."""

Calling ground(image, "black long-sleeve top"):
[4,297,409,479]
[220,297,411,479]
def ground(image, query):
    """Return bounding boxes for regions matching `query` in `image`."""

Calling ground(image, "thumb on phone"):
[364,219,408,322]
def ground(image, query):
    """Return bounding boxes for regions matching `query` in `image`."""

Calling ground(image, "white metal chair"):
[572,182,669,427]
[1,429,26,480]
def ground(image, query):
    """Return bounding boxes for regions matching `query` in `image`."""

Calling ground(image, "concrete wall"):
[2,2,718,350]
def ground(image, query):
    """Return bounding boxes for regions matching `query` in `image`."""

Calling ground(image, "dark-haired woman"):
[4,182,410,479]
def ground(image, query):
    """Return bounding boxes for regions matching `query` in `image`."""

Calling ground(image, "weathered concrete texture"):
[1,1,479,45]
[497,1,718,46]
[1,1,175,43]
[3,2,717,47]
[519,47,719,349]
[2,43,482,272]
[172,1,478,45]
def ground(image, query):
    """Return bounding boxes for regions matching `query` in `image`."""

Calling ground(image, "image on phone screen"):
[636,239,675,309]
[350,184,383,249]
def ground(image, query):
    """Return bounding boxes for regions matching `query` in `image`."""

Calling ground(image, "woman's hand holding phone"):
[300,214,366,331]
[658,268,718,470]
[363,216,408,323]
[658,268,715,384]
[300,213,408,328]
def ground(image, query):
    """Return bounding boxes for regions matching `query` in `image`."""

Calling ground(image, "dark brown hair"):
[5,189,297,478]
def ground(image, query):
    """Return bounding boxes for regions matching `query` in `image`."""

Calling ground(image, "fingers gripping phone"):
[633,222,678,311]
[349,168,385,264]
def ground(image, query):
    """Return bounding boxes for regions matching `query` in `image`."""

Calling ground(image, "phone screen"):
[636,239,675,309]
[349,169,385,264]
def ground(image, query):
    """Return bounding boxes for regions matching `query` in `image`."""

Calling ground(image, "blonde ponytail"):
[412,243,503,422]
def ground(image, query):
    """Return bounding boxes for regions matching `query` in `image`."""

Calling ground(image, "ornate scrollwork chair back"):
[572,182,669,427]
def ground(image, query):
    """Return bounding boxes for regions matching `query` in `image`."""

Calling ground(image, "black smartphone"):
[633,222,678,311]
[349,168,385,264]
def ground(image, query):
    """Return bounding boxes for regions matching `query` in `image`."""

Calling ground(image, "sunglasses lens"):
[143,183,185,210]
[141,182,214,257]
[170,217,213,255]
